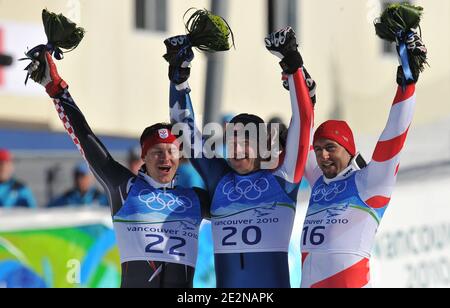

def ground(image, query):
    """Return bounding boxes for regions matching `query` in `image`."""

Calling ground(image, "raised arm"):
[356,83,415,209]
[169,81,202,160]
[356,28,427,211]
[277,68,314,183]
[265,27,314,184]
[164,36,230,194]
[27,48,133,212]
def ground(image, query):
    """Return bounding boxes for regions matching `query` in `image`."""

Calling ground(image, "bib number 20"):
[222,226,262,246]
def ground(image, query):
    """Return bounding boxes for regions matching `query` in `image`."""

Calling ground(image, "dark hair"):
[229,114,267,139]
[268,116,284,125]
[140,123,173,146]
[230,113,264,126]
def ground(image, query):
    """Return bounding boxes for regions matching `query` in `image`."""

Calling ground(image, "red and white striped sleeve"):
[273,68,314,184]
[356,84,416,208]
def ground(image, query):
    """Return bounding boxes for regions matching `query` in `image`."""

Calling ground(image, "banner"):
[0,208,120,288]
[372,175,450,288]
[0,206,306,288]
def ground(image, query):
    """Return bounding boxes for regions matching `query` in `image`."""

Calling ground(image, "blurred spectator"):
[268,116,288,150]
[0,149,37,209]
[127,146,143,175]
[267,116,289,170]
[47,162,108,208]
[45,164,61,203]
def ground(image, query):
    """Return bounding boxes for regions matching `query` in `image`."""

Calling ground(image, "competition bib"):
[113,221,199,267]
[302,174,384,256]
[211,171,296,254]
[113,177,202,267]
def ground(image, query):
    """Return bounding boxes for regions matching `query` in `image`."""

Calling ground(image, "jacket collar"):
[323,153,364,185]
[137,166,175,189]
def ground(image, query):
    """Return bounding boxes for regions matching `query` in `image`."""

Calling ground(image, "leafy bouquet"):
[22,9,85,84]
[374,3,427,82]
[184,8,235,52]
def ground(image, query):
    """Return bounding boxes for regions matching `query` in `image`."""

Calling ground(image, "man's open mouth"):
[233,153,250,160]
[321,161,334,168]
[158,166,171,173]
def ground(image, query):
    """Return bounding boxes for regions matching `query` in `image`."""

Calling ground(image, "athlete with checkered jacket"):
[166,27,314,287]
[25,46,210,288]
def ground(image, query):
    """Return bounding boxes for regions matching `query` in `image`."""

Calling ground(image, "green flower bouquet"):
[184,8,235,52]
[374,3,428,82]
[22,9,85,84]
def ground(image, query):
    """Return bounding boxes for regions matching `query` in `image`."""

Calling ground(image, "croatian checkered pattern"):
[52,90,85,158]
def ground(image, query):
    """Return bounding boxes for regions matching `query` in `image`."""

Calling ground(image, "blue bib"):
[113,176,202,267]
[303,173,386,256]
[211,170,296,254]
[308,173,386,220]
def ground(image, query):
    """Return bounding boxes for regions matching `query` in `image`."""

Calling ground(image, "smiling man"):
[167,27,315,288]
[300,30,428,288]
[25,46,210,288]
[312,120,358,179]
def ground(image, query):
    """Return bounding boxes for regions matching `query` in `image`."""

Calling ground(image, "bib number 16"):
[302,226,325,246]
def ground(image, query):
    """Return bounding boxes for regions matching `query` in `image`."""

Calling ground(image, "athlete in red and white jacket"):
[300,30,427,288]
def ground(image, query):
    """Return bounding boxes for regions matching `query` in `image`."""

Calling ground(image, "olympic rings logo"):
[312,182,347,202]
[222,178,270,202]
[138,190,193,213]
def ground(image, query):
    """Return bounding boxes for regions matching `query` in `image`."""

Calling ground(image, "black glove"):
[265,27,303,74]
[22,45,68,97]
[396,28,427,85]
[405,29,427,57]
[163,35,194,84]
[396,66,416,86]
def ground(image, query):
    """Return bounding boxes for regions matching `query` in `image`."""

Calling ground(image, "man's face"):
[0,161,13,182]
[227,136,259,175]
[313,138,352,179]
[144,143,180,184]
[75,173,93,193]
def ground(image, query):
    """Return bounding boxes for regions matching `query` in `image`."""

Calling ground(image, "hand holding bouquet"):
[21,9,85,84]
